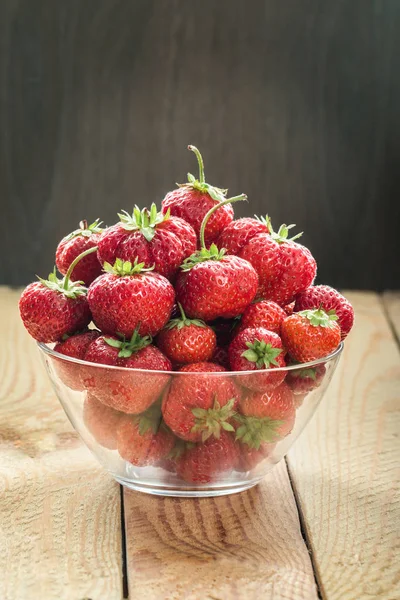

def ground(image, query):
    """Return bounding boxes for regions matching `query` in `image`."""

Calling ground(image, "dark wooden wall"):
[1,0,399,289]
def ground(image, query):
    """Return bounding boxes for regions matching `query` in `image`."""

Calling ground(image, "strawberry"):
[54,329,100,390]
[162,145,233,246]
[285,364,326,396]
[56,219,103,285]
[156,303,216,364]
[239,218,317,306]
[162,362,239,442]
[283,302,295,316]
[238,382,296,442]
[236,441,276,472]
[281,308,341,363]
[96,204,197,280]
[217,216,269,255]
[229,327,286,391]
[81,330,172,414]
[19,248,96,342]
[176,431,238,483]
[236,300,286,336]
[117,403,175,467]
[212,346,230,370]
[294,285,354,339]
[87,258,175,338]
[83,393,123,450]
[175,196,259,321]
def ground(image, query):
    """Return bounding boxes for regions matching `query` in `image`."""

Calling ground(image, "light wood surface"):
[287,291,400,600]
[124,461,318,600]
[0,288,123,600]
[382,291,400,341]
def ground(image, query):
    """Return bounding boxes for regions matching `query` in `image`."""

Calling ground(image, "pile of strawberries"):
[19,146,354,484]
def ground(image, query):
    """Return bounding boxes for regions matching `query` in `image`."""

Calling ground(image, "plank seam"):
[284,457,323,600]
[120,486,129,599]
[380,293,400,349]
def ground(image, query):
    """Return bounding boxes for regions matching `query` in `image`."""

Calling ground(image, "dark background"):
[1,0,399,289]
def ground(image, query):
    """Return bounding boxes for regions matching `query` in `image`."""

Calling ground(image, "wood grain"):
[382,291,400,342]
[123,460,318,600]
[0,288,123,600]
[287,291,400,600]
[0,0,399,290]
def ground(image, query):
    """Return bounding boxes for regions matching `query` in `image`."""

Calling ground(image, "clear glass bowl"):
[38,342,343,497]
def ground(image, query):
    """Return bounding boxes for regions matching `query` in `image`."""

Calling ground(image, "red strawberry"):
[87,258,175,338]
[19,250,94,342]
[162,362,239,442]
[81,330,172,414]
[162,145,233,246]
[238,382,296,441]
[236,300,286,336]
[212,346,230,370]
[176,431,238,483]
[175,196,259,321]
[56,219,103,285]
[239,218,317,306]
[117,404,175,467]
[83,393,123,449]
[294,285,354,339]
[156,303,216,364]
[54,329,100,390]
[229,327,286,391]
[283,302,295,316]
[236,441,276,472]
[281,308,341,363]
[97,204,197,280]
[285,364,326,396]
[217,216,269,255]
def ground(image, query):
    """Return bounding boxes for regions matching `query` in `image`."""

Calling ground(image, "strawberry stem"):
[79,220,88,230]
[63,246,98,289]
[199,194,247,249]
[188,145,205,184]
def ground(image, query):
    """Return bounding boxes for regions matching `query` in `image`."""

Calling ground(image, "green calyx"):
[241,339,283,369]
[261,215,303,244]
[297,308,338,328]
[177,145,228,203]
[37,246,98,298]
[104,327,152,358]
[118,204,170,242]
[191,397,236,442]
[234,414,283,450]
[166,438,194,460]
[63,218,103,241]
[164,303,206,330]
[134,400,163,436]
[180,244,227,271]
[103,257,154,277]
[296,367,318,380]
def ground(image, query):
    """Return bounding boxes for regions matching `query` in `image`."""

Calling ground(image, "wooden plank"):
[124,460,319,600]
[287,291,400,600]
[382,291,400,342]
[0,288,123,600]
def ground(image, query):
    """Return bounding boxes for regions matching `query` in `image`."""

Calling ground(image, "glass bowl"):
[38,342,343,497]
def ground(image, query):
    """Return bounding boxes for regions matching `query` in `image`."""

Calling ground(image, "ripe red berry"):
[19,253,94,343]
[81,330,172,414]
[97,205,197,281]
[212,346,230,370]
[162,362,239,442]
[56,219,103,285]
[239,219,317,306]
[236,300,287,336]
[87,258,175,338]
[217,216,269,255]
[156,303,216,364]
[281,308,341,363]
[236,441,276,472]
[285,364,327,396]
[229,327,286,391]
[162,145,233,246]
[54,329,100,390]
[294,285,354,339]
[176,431,239,483]
[83,394,123,450]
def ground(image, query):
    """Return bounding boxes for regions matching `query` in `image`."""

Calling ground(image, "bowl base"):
[114,475,263,497]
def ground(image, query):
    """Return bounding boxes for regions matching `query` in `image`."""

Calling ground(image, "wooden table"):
[0,288,399,600]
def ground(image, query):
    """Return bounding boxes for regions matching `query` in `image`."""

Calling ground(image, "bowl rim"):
[37,340,344,376]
